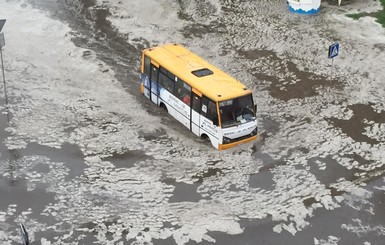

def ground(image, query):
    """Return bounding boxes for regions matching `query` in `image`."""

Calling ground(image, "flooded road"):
[1,0,385,244]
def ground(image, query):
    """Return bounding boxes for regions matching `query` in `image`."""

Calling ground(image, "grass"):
[346,0,385,28]
[378,0,385,27]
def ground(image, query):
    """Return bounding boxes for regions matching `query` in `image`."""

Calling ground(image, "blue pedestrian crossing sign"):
[328,42,340,59]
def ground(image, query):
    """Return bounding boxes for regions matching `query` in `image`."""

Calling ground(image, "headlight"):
[223,137,231,144]
[251,127,258,136]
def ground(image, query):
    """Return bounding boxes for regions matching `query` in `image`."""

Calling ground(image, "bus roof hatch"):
[191,68,213,77]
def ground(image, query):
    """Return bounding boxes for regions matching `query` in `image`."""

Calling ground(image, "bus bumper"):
[218,135,257,150]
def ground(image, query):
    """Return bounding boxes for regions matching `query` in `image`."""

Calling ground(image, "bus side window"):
[143,56,151,76]
[207,100,218,125]
[159,70,174,92]
[192,94,201,112]
[182,83,191,105]
[174,80,184,101]
[201,97,208,117]
[151,65,158,83]
[174,79,191,104]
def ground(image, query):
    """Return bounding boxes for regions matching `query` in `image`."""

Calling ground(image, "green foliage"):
[378,0,385,27]
[346,0,385,28]
[346,13,367,20]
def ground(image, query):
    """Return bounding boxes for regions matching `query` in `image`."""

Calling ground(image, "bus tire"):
[160,103,168,113]
[201,134,210,142]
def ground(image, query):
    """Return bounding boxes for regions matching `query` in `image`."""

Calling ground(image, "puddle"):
[138,128,167,141]
[366,178,385,227]
[203,217,283,245]
[0,109,17,161]
[28,0,141,99]
[248,170,275,191]
[307,156,355,187]
[34,227,99,244]
[192,168,223,183]
[102,150,152,168]
[257,116,281,138]
[32,163,50,173]
[181,21,225,39]
[19,143,86,180]
[0,176,55,220]
[163,178,205,203]
[329,103,385,145]
[258,154,285,172]
[270,61,339,101]
[203,204,379,245]
[152,236,178,245]
[238,49,341,101]
[1,113,86,180]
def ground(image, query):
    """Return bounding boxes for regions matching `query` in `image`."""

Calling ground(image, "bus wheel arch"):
[201,133,209,140]
[201,133,218,148]
[160,103,168,113]
[200,133,212,144]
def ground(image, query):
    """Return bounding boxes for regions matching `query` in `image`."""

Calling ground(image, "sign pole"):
[0,48,8,106]
[0,20,7,107]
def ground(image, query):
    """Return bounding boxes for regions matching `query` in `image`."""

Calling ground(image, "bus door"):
[191,89,202,136]
[142,55,151,100]
[150,61,159,105]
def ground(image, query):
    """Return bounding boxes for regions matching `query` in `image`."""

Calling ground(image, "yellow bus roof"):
[143,44,251,102]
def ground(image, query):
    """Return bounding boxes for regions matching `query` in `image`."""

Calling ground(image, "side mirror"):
[213,117,219,126]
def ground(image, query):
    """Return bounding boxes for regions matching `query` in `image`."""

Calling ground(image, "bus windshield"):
[219,94,255,128]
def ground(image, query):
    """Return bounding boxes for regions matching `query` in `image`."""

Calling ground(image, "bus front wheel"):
[201,134,210,142]
[160,103,168,113]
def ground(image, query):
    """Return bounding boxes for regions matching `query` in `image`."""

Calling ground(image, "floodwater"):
[0,0,385,244]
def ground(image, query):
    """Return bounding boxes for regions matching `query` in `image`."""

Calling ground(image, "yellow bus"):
[140,44,258,150]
